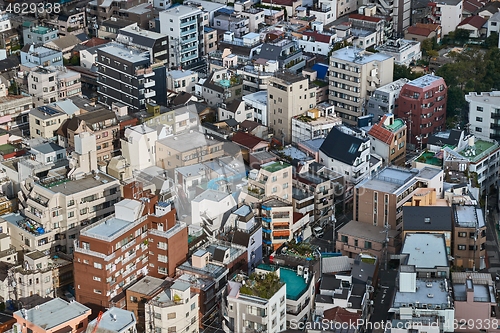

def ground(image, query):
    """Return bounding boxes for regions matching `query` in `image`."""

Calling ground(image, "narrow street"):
[309,213,352,252]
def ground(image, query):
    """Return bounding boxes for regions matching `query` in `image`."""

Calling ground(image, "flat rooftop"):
[258,264,310,300]
[242,91,267,105]
[376,78,409,93]
[331,46,392,65]
[457,139,498,163]
[98,42,150,63]
[401,233,448,268]
[157,131,220,152]
[394,279,450,306]
[162,4,202,16]
[261,161,291,173]
[407,74,443,88]
[453,205,485,228]
[40,172,117,195]
[14,298,90,330]
[338,220,398,243]
[466,91,500,104]
[89,307,135,332]
[357,167,418,193]
[125,276,167,296]
[192,189,231,203]
[168,69,197,80]
[81,217,133,239]
[453,281,495,303]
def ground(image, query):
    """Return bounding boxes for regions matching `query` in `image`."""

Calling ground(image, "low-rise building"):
[146,281,199,333]
[376,39,421,66]
[452,203,486,270]
[366,78,409,121]
[368,114,407,166]
[13,298,91,333]
[244,161,293,203]
[20,44,63,71]
[23,25,59,45]
[224,271,287,333]
[87,307,137,333]
[29,106,69,140]
[242,91,268,125]
[400,233,450,278]
[166,70,198,94]
[291,108,341,144]
[465,91,500,141]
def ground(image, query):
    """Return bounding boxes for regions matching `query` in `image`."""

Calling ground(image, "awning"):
[273,230,290,237]
[273,222,289,227]
[0,115,12,124]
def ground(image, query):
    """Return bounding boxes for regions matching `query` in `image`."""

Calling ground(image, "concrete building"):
[395,75,447,146]
[465,91,500,141]
[20,44,63,71]
[267,71,315,145]
[375,0,411,35]
[28,67,82,107]
[155,130,225,172]
[354,166,444,229]
[87,307,137,333]
[224,271,287,333]
[400,233,450,278]
[121,124,157,173]
[427,0,464,35]
[329,47,394,125]
[116,24,169,64]
[146,281,199,333]
[213,13,249,38]
[242,91,268,126]
[319,126,372,185]
[159,5,204,69]
[54,11,86,37]
[487,12,500,37]
[97,43,157,112]
[368,114,407,166]
[13,298,91,333]
[204,27,218,55]
[166,70,198,94]
[452,272,498,333]
[259,197,296,251]
[29,106,69,140]
[74,198,187,310]
[0,91,33,131]
[23,25,59,45]
[245,161,293,203]
[291,107,342,144]
[452,203,486,270]
[376,39,422,66]
[366,78,409,121]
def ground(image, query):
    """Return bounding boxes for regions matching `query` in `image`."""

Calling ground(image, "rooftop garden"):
[281,239,316,259]
[313,80,328,88]
[239,272,283,299]
[416,150,442,166]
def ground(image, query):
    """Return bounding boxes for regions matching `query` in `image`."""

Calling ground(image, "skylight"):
[348,143,359,154]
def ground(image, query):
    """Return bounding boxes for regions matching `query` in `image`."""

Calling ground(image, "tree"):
[454,29,470,44]
[393,64,423,81]
[484,32,499,49]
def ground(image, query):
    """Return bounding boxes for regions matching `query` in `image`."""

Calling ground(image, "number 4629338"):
[5,2,61,15]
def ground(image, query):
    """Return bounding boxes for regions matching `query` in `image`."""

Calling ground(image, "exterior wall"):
[436,1,463,35]
[204,28,218,54]
[155,139,225,171]
[57,11,86,37]
[466,92,500,141]
[166,71,198,94]
[29,113,68,140]
[454,297,495,333]
[57,70,82,99]
[453,225,487,270]
[23,26,59,45]
[267,74,315,144]
[121,126,157,171]
[335,231,397,258]
[147,291,199,333]
[242,92,268,125]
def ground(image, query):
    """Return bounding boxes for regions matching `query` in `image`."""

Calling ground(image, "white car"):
[313,226,324,238]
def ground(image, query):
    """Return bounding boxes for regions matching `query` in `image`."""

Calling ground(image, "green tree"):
[393,64,423,81]
[484,32,499,49]
[454,29,470,44]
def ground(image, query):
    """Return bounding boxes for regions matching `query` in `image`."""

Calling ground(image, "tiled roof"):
[231,132,268,149]
[458,15,487,29]
[368,115,395,145]
[302,30,332,43]
[407,26,433,36]
[349,14,383,22]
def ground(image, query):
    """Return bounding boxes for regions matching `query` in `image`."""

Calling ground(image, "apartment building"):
[354,166,443,229]
[242,91,268,125]
[376,39,422,66]
[204,27,218,54]
[245,161,293,203]
[20,44,63,70]
[86,0,152,29]
[121,124,157,173]
[366,78,409,121]
[368,114,407,166]
[319,126,373,185]
[29,106,69,140]
[465,91,500,141]
[329,47,394,125]
[87,307,137,333]
[141,103,200,133]
[13,298,91,333]
[0,90,33,130]
[452,272,498,333]
[213,13,250,38]
[116,24,169,64]
[258,39,305,73]
[452,203,486,270]
[28,67,82,107]
[155,131,225,172]
[291,107,342,144]
[159,5,204,69]
[166,70,199,94]
[176,250,229,329]
[63,109,119,163]
[224,272,287,333]
[427,0,463,35]
[400,233,450,278]
[74,198,187,310]
[146,281,199,333]
[395,74,447,146]
[97,43,156,112]
[54,11,86,37]
[267,71,315,145]
[23,25,59,45]
[260,197,294,252]
[238,60,277,95]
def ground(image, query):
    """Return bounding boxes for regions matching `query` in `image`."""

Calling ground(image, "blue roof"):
[217,8,235,15]
[311,63,328,80]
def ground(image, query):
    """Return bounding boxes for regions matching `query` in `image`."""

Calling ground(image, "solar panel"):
[37,106,60,115]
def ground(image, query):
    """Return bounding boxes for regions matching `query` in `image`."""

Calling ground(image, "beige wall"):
[155,141,225,171]
[454,226,486,270]
[29,113,67,140]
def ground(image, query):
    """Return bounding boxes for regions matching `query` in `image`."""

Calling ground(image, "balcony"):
[181,53,198,62]
[122,251,136,265]
[145,91,156,98]
[491,123,500,129]
[181,45,198,53]
[491,112,500,119]
[135,68,153,76]
[180,19,197,28]
[181,27,197,35]
[181,36,198,44]
[74,242,116,261]
[144,80,155,88]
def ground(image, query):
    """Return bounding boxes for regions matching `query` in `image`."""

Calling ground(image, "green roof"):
[0,144,16,155]
[458,140,498,163]
[416,151,442,166]
[238,272,284,299]
[262,161,290,173]
[383,118,405,132]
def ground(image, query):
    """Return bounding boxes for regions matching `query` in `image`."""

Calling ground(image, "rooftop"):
[465,91,500,104]
[98,42,150,63]
[457,139,498,163]
[128,276,168,296]
[406,74,443,88]
[401,233,449,269]
[357,167,418,193]
[162,4,202,16]
[235,271,285,299]
[157,131,220,152]
[338,220,399,243]
[394,279,451,307]
[39,172,117,195]
[88,307,136,333]
[453,204,485,229]
[453,280,495,303]
[402,206,453,231]
[272,70,307,84]
[331,46,392,65]
[376,78,410,93]
[14,298,90,330]
[258,264,311,300]
[167,69,197,80]
[261,161,291,173]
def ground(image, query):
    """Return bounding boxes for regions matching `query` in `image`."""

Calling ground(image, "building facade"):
[465,91,500,141]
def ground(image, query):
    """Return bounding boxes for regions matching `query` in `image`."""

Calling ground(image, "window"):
[191,303,196,310]
[154,313,162,320]
[167,313,176,319]
[477,106,483,111]
[458,232,466,237]
[457,244,466,250]
[68,211,74,218]
[93,276,101,281]
[168,327,176,333]
[68,199,75,207]
[94,289,102,294]
[365,241,372,249]
[476,127,483,132]
[341,235,348,243]
[94,262,102,269]
[476,117,483,122]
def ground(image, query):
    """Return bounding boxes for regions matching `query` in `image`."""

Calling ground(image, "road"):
[308,212,352,252]
[366,269,398,333]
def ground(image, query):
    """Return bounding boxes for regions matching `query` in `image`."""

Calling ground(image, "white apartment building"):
[310,2,338,26]
[159,5,204,69]
[224,272,287,333]
[291,107,341,144]
[237,60,278,95]
[167,70,198,94]
[431,0,464,35]
[29,106,69,140]
[376,39,422,66]
[121,124,157,172]
[146,281,199,333]
[465,91,500,141]
[191,190,237,232]
[487,12,500,37]
[28,67,81,107]
[245,161,293,203]
[242,91,268,125]
[329,47,394,125]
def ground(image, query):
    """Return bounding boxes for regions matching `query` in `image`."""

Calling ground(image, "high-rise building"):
[328,47,394,126]
[465,91,500,141]
[394,74,447,146]
[159,5,204,70]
